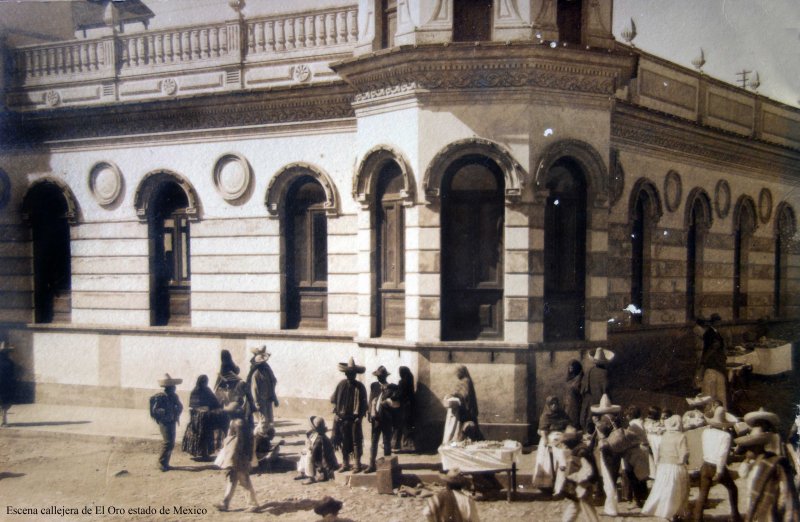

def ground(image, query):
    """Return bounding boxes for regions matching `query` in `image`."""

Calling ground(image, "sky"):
[0,0,798,107]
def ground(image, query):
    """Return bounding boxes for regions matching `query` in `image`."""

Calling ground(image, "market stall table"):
[439,440,522,501]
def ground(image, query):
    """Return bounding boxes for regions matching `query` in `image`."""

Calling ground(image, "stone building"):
[0,0,798,446]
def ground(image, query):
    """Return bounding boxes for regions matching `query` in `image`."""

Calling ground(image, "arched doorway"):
[774,203,795,318]
[285,176,328,329]
[441,156,504,340]
[148,182,192,326]
[24,182,73,323]
[733,197,757,320]
[375,162,405,337]
[629,180,662,324]
[543,159,587,341]
[686,190,712,320]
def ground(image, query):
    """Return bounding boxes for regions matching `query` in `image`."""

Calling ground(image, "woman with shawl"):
[532,395,573,492]
[564,359,583,429]
[641,415,690,520]
[442,365,482,445]
[393,366,417,452]
[182,374,223,460]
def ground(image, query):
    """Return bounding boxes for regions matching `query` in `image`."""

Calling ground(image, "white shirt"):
[702,427,732,474]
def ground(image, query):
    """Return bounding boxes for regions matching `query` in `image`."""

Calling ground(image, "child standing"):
[215,418,259,512]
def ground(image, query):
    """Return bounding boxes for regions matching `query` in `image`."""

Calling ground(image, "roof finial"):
[692,48,706,73]
[621,18,637,46]
[748,71,760,92]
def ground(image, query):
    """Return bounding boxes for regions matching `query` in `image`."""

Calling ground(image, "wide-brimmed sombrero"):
[337,357,365,374]
[743,407,780,429]
[157,373,183,387]
[590,348,615,364]
[686,394,712,408]
[706,406,737,429]
[590,394,621,414]
[734,427,771,448]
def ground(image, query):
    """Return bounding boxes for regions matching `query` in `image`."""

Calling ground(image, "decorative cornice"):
[612,103,800,179]
[334,43,636,103]
[3,83,356,146]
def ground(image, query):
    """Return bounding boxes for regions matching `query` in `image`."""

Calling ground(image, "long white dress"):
[441,397,462,446]
[641,431,690,520]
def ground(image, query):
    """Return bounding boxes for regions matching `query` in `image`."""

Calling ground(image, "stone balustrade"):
[117,23,236,69]
[246,7,358,55]
[14,39,114,82]
[8,4,358,88]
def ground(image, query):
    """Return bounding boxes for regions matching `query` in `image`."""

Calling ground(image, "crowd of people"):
[148,350,418,514]
[524,333,800,522]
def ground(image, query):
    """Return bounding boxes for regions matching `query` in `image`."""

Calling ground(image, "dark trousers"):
[159,422,176,470]
[339,417,363,463]
[369,414,393,465]
[692,462,741,522]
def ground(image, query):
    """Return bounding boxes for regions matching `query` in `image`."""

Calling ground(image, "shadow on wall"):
[414,381,446,453]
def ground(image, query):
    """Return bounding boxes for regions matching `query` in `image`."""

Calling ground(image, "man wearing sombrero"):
[330,357,368,473]
[580,347,614,431]
[149,373,184,472]
[735,427,800,521]
[700,313,728,409]
[366,365,398,474]
[246,345,279,440]
[692,405,742,522]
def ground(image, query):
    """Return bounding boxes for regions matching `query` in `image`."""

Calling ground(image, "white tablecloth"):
[730,341,792,375]
[439,441,522,472]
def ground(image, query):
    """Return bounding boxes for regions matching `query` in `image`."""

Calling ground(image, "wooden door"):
[442,160,504,340]
[544,163,586,341]
[286,177,328,329]
[376,165,405,337]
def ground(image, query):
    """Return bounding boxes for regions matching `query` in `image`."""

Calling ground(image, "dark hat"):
[443,468,469,488]
[337,357,365,374]
[709,313,722,323]
[372,365,390,378]
[309,416,327,433]
[313,496,343,516]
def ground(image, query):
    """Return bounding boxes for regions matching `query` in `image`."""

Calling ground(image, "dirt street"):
[1,427,758,522]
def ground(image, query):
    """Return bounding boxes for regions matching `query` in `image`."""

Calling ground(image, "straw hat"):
[314,496,343,516]
[337,357,365,374]
[706,406,737,429]
[590,394,621,414]
[157,373,183,387]
[743,408,780,429]
[590,348,615,364]
[372,365,390,378]
[686,394,712,408]
[734,426,771,448]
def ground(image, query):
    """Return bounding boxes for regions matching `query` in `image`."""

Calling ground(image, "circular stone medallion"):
[759,188,773,224]
[213,153,252,202]
[714,179,731,219]
[664,170,682,212]
[89,162,123,206]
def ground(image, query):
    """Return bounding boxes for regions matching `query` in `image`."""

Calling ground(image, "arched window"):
[285,176,328,329]
[148,182,192,326]
[774,204,795,318]
[453,0,493,42]
[733,198,757,320]
[631,191,652,324]
[441,156,504,340]
[26,183,72,323]
[375,162,405,337]
[686,193,711,320]
[557,0,582,44]
[544,159,586,341]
